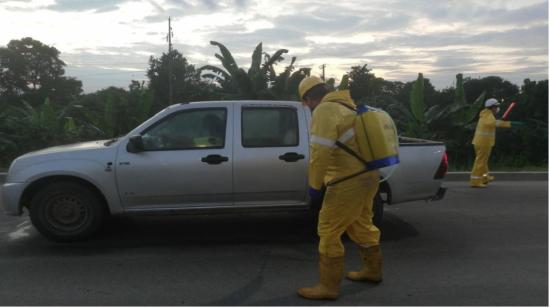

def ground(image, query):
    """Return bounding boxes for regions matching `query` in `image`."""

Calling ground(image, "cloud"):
[5,0,543,92]
[376,24,548,50]
[234,0,248,8]
[141,0,251,23]
[471,25,548,48]
[165,0,190,6]
[201,0,218,10]
[146,0,166,13]
[483,2,548,26]
[211,28,306,51]
[46,0,130,12]
[273,13,364,34]
[1,0,41,11]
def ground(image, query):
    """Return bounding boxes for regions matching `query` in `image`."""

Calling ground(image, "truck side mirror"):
[127,135,144,153]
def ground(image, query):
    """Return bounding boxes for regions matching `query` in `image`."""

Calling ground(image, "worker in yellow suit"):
[297,76,382,300]
[470,98,524,187]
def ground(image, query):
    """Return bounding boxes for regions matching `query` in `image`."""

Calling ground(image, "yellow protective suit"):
[309,90,380,257]
[470,109,511,186]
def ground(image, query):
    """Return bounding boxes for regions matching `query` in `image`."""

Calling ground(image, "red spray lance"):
[501,101,517,120]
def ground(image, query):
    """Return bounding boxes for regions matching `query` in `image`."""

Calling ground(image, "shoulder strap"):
[335,140,368,165]
[326,101,371,186]
[327,141,373,186]
[330,100,364,164]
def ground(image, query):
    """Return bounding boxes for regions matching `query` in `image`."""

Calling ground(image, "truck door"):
[233,103,309,207]
[115,105,233,210]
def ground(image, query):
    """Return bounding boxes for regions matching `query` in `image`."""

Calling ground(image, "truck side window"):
[141,108,227,151]
[242,107,298,147]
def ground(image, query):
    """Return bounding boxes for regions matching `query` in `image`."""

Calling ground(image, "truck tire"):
[29,182,105,242]
[372,193,384,228]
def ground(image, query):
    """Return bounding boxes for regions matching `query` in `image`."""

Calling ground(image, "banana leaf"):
[199,65,231,81]
[410,73,425,122]
[338,74,349,91]
[450,91,485,125]
[454,73,466,105]
[248,42,262,77]
[262,48,288,69]
[210,41,239,76]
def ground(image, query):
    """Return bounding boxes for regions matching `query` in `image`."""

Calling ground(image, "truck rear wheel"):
[29,182,105,242]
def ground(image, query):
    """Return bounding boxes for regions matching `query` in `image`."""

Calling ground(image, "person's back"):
[310,90,366,185]
[297,76,383,301]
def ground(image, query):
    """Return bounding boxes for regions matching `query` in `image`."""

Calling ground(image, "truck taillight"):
[433,152,448,179]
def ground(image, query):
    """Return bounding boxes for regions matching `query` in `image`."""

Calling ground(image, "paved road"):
[0,181,547,305]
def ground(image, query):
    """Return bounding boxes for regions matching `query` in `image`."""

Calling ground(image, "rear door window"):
[241,107,298,147]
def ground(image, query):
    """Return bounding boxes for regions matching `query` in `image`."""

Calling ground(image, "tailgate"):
[382,139,446,204]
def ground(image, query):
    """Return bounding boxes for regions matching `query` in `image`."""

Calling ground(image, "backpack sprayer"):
[328,103,400,186]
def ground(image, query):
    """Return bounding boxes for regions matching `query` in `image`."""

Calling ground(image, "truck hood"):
[20,140,114,158]
[7,139,120,182]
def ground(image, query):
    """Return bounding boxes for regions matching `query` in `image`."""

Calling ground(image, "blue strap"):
[366,156,400,169]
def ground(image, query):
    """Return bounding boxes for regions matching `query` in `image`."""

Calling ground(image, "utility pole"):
[319,64,326,81]
[167,16,174,106]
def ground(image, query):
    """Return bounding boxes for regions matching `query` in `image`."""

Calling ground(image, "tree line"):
[0,37,547,170]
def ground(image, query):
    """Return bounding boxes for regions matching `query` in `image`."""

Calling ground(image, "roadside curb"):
[0,171,547,184]
[444,171,548,182]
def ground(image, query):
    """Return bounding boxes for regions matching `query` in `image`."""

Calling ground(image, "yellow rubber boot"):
[298,254,344,300]
[346,245,383,283]
[470,178,487,188]
[483,174,495,184]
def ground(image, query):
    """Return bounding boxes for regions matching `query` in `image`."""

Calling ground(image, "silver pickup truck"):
[2,100,447,241]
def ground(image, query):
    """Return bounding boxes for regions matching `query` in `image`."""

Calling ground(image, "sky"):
[0,0,548,93]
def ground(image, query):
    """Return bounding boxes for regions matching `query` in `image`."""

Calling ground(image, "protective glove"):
[308,187,324,200]
[511,121,526,127]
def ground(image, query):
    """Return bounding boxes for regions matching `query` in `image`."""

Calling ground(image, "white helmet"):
[485,98,500,108]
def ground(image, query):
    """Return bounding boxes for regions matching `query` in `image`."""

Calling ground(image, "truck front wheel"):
[29,182,105,242]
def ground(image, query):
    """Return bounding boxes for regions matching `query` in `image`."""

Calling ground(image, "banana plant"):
[425,74,485,127]
[0,108,18,159]
[410,73,425,122]
[15,98,78,136]
[269,56,312,100]
[1,98,83,154]
[387,73,486,138]
[337,74,350,91]
[385,73,429,136]
[199,41,293,99]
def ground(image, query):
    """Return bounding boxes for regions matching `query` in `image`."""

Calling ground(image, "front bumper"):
[2,182,26,216]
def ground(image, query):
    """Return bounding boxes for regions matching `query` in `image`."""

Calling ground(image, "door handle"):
[279,152,305,162]
[201,154,229,165]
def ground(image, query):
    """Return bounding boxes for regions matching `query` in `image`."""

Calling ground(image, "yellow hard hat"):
[298,76,324,100]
